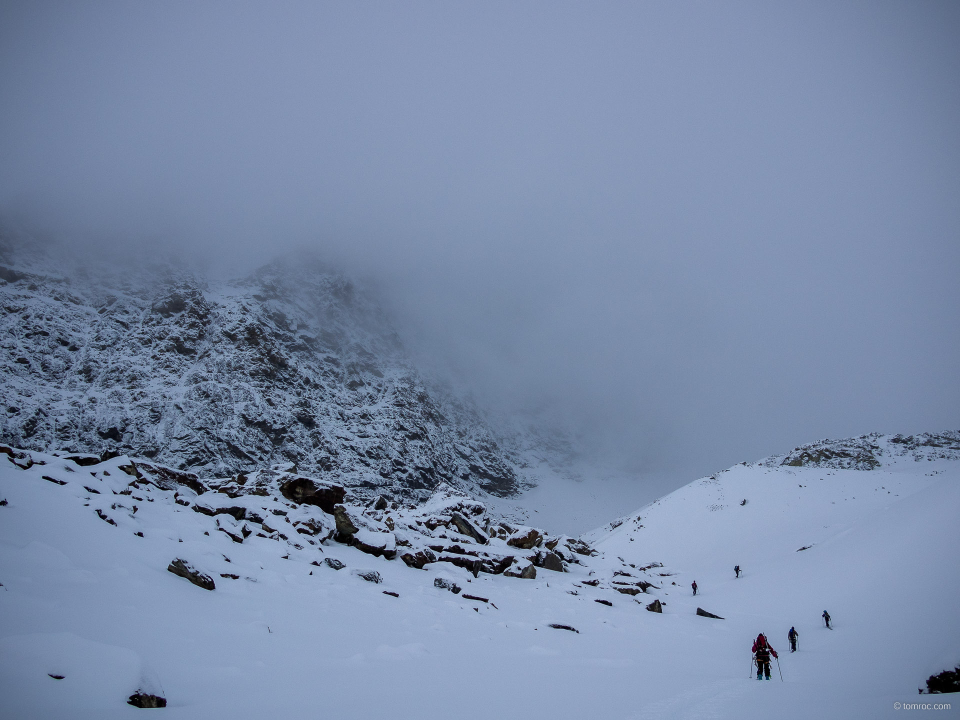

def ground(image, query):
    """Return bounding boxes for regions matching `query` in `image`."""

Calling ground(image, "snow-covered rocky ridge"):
[1,431,957,719]
[0,237,543,503]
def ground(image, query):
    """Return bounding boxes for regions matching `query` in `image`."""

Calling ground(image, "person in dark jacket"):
[735,565,740,578]
[691,580,698,596]
[788,626,798,652]
[822,610,831,629]
[752,633,778,680]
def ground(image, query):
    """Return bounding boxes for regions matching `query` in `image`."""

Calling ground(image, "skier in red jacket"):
[691,580,698,596]
[752,633,778,680]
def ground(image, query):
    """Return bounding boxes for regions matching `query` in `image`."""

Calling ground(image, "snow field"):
[1,448,958,719]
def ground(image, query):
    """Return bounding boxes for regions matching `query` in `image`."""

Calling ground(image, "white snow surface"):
[1,435,958,719]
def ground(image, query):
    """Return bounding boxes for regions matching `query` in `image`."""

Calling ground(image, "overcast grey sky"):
[2,1,959,487]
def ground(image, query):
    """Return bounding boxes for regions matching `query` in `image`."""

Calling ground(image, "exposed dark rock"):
[646,599,663,613]
[547,624,579,633]
[42,475,67,485]
[65,454,101,466]
[436,554,482,577]
[352,531,396,560]
[333,504,360,539]
[192,503,247,522]
[594,598,612,606]
[324,557,345,570]
[696,607,724,619]
[0,252,553,506]
[462,594,489,603]
[925,664,960,694]
[280,477,345,514]
[400,549,436,569]
[434,577,462,594]
[540,551,564,572]
[612,579,656,595]
[354,569,382,583]
[382,590,399,598]
[450,512,488,544]
[216,517,245,543]
[167,558,216,590]
[135,461,208,495]
[96,509,117,526]
[520,564,537,580]
[507,527,543,550]
[128,692,167,708]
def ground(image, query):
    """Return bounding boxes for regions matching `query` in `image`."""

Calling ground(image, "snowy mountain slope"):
[590,431,960,718]
[0,238,535,503]
[1,432,957,719]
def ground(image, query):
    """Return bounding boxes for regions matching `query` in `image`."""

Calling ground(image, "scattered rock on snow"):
[646,599,663,613]
[547,624,579,633]
[434,577,462,594]
[333,505,396,558]
[400,549,436,569]
[216,516,246,543]
[128,691,167,708]
[450,512,488,544]
[167,558,216,590]
[695,607,724,619]
[324,557,346,570]
[507,526,543,549]
[279,477,346,514]
[540,551,564,572]
[520,564,537,579]
[353,569,382,583]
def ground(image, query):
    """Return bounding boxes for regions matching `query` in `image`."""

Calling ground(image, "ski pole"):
[775,656,783,682]
[749,656,754,678]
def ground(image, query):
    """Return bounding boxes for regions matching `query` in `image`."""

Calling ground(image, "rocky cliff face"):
[765,431,960,471]
[0,238,529,503]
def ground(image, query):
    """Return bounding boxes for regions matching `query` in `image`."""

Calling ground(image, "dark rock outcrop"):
[400,549,437,569]
[279,477,345,514]
[354,569,382,583]
[434,577,462,594]
[167,558,215,590]
[696,607,724,619]
[507,527,543,550]
[450,512,488,545]
[0,247,542,505]
[333,505,360,539]
[540,551,564,573]
[128,692,167,708]
[646,599,663,613]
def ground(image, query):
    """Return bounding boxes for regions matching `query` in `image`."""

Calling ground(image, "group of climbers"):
[689,567,831,681]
